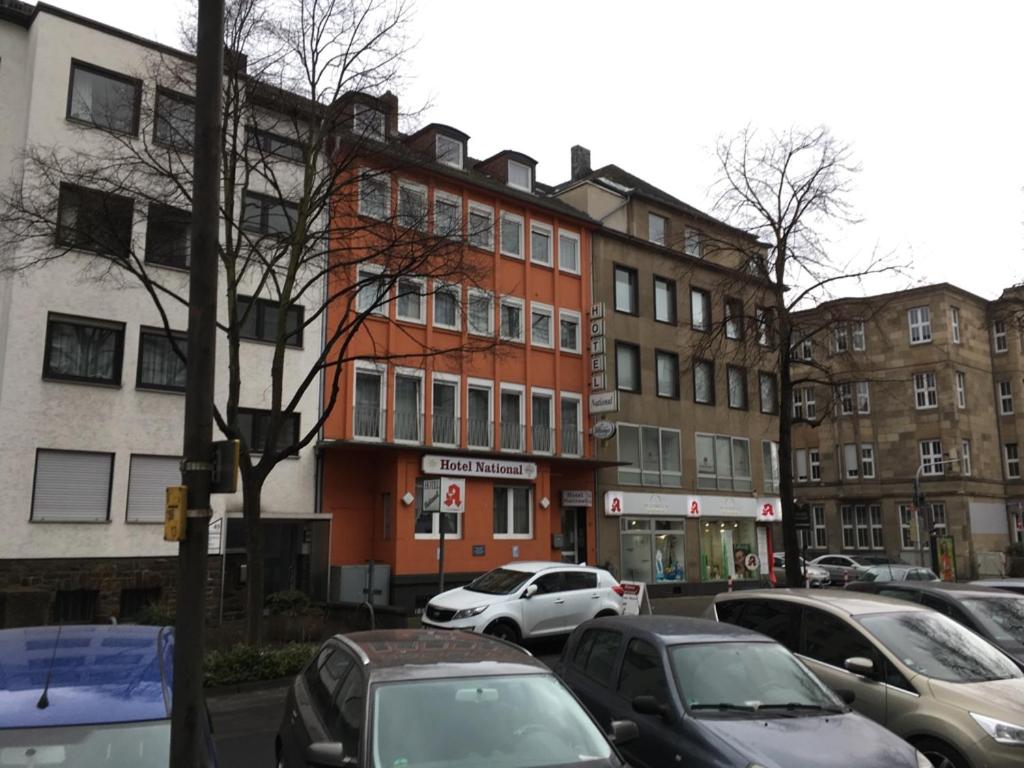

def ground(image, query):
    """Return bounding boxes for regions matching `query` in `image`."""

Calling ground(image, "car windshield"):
[962,597,1024,645]
[465,568,533,595]
[859,611,1023,683]
[371,674,615,768]
[670,641,841,716]
[0,721,170,767]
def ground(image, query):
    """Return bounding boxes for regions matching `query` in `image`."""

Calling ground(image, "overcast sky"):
[46,0,1024,300]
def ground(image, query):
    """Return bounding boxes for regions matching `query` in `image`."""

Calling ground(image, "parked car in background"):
[554,615,928,768]
[971,578,1024,596]
[851,564,940,583]
[276,629,633,768]
[710,589,1024,768]
[421,562,625,643]
[773,554,831,587]
[844,581,1024,669]
[0,624,218,767]
[809,553,902,584]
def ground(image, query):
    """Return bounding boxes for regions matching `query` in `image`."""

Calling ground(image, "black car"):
[844,580,1024,668]
[276,628,633,768]
[553,615,927,768]
[971,578,1024,596]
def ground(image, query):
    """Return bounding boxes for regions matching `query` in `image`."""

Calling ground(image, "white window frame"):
[999,380,1014,415]
[1006,443,1021,479]
[755,307,770,347]
[908,306,932,345]
[433,190,462,239]
[559,309,582,354]
[493,485,533,539]
[851,321,866,351]
[811,505,827,549]
[395,275,426,324]
[856,381,870,414]
[648,213,667,246]
[955,370,966,409]
[432,280,461,332]
[499,296,525,343]
[844,443,859,479]
[792,384,804,419]
[352,360,387,442]
[658,427,682,487]
[834,324,848,353]
[839,383,854,416]
[961,439,972,476]
[557,230,581,275]
[430,372,461,448]
[357,168,390,219]
[467,378,494,450]
[499,382,526,453]
[914,372,938,410]
[356,263,389,317]
[920,439,944,476]
[529,222,553,266]
[950,306,961,344]
[530,387,555,455]
[396,179,428,231]
[435,134,463,169]
[809,449,821,481]
[762,440,780,494]
[560,392,584,458]
[507,160,532,192]
[994,321,1009,353]
[795,448,808,483]
[467,288,494,337]
[805,387,817,420]
[468,202,495,250]
[530,302,553,349]
[392,367,425,445]
[860,444,875,479]
[684,227,701,258]
[31,449,114,522]
[499,211,524,259]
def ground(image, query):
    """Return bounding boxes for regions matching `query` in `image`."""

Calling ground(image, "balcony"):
[467,418,492,449]
[354,406,385,440]
[431,414,459,446]
[531,424,553,454]
[561,428,583,457]
[394,409,423,442]
[500,422,524,452]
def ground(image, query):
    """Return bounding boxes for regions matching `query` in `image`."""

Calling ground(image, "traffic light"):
[913,489,926,510]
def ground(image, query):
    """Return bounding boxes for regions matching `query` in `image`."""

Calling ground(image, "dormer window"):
[507,160,532,191]
[436,134,463,168]
[353,105,385,141]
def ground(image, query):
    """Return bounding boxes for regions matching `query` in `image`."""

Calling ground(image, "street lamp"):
[913,449,961,574]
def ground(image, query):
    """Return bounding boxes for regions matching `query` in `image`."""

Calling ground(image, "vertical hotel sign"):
[590,302,607,391]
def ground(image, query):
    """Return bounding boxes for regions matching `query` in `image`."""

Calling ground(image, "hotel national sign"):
[422,455,538,480]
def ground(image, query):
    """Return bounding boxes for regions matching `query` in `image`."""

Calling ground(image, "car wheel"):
[484,620,521,644]
[915,738,969,768]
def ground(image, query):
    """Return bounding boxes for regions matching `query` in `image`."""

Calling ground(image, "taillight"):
[612,584,625,597]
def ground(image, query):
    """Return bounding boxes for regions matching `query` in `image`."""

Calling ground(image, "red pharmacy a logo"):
[610,497,622,513]
[444,483,462,509]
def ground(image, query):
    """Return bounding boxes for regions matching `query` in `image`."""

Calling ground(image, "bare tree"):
[0,0,495,642]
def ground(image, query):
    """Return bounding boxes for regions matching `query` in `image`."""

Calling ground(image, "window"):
[237,295,304,346]
[759,372,778,414]
[648,213,667,246]
[899,505,915,549]
[961,440,972,476]
[358,170,390,220]
[839,505,883,551]
[616,342,640,392]
[725,298,743,340]
[500,212,524,258]
[994,321,1009,353]
[431,376,459,447]
[755,307,771,347]
[468,204,494,249]
[797,337,813,361]
[144,203,190,269]
[860,444,875,479]
[530,303,553,347]
[468,290,494,336]
[561,394,583,457]
[467,381,493,448]
[493,486,531,537]
[920,439,944,476]
[395,277,426,323]
[57,184,133,257]
[394,370,423,442]
[531,390,553,454]
[999,380,1014,414]
[802,608,876,669]
[838,383,854,415]
[433,282,460,331]
[843,443,859,479]
[690,287,710,331]
[530,223,552,266]
[43,313,124,385]
[617,424,681,487]
[908,306,932,344]
[242,191,298,236]
[500,386,524,451]
[415,477,460,538]
[237,408,300,455]
[950,307,961,344]
[558,231,580,273]
[618,640,670,705]
[727,365,747,409]
[851,321,866,351]
[433,192,461,238]
[684,228,701,258]
[435,134,463,168]
[136,328,187,392]
[354,365,385,439]
[353,105,385,140]
[559,310,581,353]
[1006,444,1021,479]
[834,324,848,353]
[653,276,676,324]
[126,454,180,522]
[792,387,804,419]
[247,128,304,163]
[573,629,622,685]
[356,265,389,316]
[955,371,967,409]
[841,508,856,549]
[153,88,194,150]
[397,181,427,230]
[67,61,139,134]
[614,265,638,314]
[930,503,947,540]
[914,372,938,409]
[810,449,821,481]
[655,351,679,399]
[31,449,113,522]
[499,297,524,342]
[693,360,714,404]
[856,381,870,414]
[804,508,827,552]
[695,434,752,492]
[507,160,532,191]
[762,441,780,494]
[794,449,808,482]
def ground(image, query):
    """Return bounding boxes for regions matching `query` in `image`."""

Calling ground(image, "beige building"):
[552,147,782,596]
[791,282,1024,578]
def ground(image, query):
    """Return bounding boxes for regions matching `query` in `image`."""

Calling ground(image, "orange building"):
[322,95,601,612]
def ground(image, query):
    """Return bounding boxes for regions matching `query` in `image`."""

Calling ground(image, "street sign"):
[422,478,441,513]
[589,390,618,414]
[792,504,812,528]
[592,420,616,440]
[440,477,465,514]
[164,486,188,542]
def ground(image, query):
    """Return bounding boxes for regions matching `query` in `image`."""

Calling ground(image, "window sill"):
[500,251,524,261]
[414,533,462,541]
[433,324,462,334]
[395,316,427,326]
[43,375,122,389]
[125,519,164,524]
[66,115,138,137]
[557,267,581,277]
[469,243,495,253]
[528,259,553,270]
[908,339,933,346]
[530,342,554,351]
[144,259,190,273]
[467,445,493,451]
[559,348,582,356]
[613,308,639,317]
[493,534,532,540]
[31,518,111,524]
[238,336,305,351]
[136,384,186,395]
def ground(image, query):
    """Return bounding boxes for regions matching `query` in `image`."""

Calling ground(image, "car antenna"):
[36,623,64,709]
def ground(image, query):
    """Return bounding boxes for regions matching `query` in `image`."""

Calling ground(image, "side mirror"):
[834,688,856,705]
[306,742,348,767]
[844,656,875,678]
[522,583,539,599]
[609,719,640,744]
[632,695,667,718]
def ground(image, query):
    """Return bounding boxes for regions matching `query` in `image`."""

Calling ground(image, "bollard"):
[727,575,734,593]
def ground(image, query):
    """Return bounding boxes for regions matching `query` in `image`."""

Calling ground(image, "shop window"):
[493,486,531,537]
[414,477,460,538]
[699,519,757,582]
[619,518,684,583]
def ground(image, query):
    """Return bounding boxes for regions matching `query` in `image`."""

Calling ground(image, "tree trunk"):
[242,472,265,644]
[777,298,802,588]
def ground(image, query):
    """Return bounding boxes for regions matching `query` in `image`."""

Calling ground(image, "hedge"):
[204,642,317,688]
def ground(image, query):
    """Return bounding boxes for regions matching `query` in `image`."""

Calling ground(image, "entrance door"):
[560,507,587,563]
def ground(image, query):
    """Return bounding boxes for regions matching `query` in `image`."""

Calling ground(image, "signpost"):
[427,477,464,593]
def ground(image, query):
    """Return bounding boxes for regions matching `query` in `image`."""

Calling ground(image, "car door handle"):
[591,594,600,599]
[554,599,565,605]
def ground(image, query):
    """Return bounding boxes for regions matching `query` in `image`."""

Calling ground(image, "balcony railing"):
[467,418,492,448]
[561,428,583,457]
[532,425,552,453]
[432,414,459,446]
[394,409,422,442]
[354,406,384,439]
[501,422,524,452]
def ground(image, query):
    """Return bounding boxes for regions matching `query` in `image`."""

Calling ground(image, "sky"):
[44,0,1024,300]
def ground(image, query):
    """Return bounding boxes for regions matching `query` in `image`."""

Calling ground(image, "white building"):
[0,2,328,623]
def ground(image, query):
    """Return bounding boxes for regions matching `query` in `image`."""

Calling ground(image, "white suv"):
[421,562,625,643]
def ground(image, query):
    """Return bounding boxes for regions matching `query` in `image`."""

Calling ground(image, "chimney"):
[571,145,591,181]
[380,91,399,136]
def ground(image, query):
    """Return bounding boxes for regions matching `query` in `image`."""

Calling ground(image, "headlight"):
[971,712,1024,745]
[452,605,488,620]
[916,751,933,768]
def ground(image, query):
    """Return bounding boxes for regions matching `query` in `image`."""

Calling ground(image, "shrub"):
[265,590,314,616]
[204,642,317,688]
[131,601,176,626]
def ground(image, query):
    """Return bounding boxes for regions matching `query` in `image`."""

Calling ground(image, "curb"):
[205,676,293,698]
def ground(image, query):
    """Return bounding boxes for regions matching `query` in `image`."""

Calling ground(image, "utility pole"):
[169,0,224,765]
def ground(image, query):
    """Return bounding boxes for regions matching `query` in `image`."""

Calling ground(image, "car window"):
[713,599,744,624]
[564,571,598,590]
[533,572,566,594]
[617,639,670,705]
[305,645,334,693]
[733,599,798,650]
[574,629,622,686]
[801,607,876,670]
[882,659,915,692]
[920,594,973,626]
[908,569,937,581]
[311,645,353,717]
[328,661,365,757]
[879,588,917,602]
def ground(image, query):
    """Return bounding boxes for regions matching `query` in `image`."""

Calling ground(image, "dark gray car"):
[553,615,928,768]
